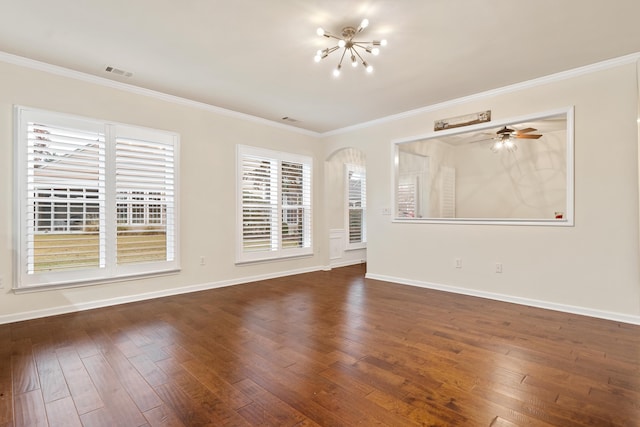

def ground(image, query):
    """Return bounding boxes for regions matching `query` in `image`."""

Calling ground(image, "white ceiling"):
[1,0,640,134]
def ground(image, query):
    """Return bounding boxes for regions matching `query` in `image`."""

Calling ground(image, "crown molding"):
[322,52,640,137]
[2,50,639,139]
[0,51,320,138]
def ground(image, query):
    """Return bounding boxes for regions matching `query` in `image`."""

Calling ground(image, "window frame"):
[345,163,366,250]
[236,145,312,264]
[14,106,180,291]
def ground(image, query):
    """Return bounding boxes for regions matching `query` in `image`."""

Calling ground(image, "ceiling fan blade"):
[515,134,542,139]
[515,127,537,134]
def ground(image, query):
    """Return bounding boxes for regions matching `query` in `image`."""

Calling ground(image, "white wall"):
[0,59,324,323]
[322,61,640,321]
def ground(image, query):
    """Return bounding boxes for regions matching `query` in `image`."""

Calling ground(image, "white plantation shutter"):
[237,146,312,263]
[241,155,278,253]
[15,107,179,290]
[115,128,176,265]
[346,165,366,248]
[25,120,106,275]
[281,161,312,249]
[397,175,419,218]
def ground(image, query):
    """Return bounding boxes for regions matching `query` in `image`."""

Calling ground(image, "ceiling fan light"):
[491,141,503,152]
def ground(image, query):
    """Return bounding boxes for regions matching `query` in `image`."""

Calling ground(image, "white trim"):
[365,273,640,326]
[328,259,366,269]
[0,265,324,325]
[236,145,313,264]
[3,50,639,138]
[390,106,575,226]
[14,106,180,289]
[0,51,319,138]
[323,52,640,137]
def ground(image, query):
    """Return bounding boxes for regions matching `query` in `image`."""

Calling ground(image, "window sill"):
[235,253,314,266]
[13,268,181,294]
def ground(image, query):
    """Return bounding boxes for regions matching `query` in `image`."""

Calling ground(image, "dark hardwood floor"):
[1,264,639,426]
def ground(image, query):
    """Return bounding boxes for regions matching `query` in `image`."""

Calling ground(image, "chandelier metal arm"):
[336,47,348,68]
[351,47,368,67]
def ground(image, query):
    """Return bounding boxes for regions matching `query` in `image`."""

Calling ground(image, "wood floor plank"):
[234,378,319,427]
[55,345,104,415]
[82,353,148,426]
[11,338,40,394]
[45,396,83,427]
[143,404,186,427]
[0,346,13,425]
[33,340,70,403]
[14,389,47,427]
[1,265,639,426]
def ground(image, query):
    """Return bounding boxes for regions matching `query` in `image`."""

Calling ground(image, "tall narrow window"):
[346,164,366,249]
[14,106,179,290]
[237,145,312,263]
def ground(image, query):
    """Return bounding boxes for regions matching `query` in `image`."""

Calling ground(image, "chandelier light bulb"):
[333,65,341,77]
[366,65,373,73]
[316,27,325,37]
[380,39,388,46]
[351,55,358,67]
[314,55,321,62]
[338,39,346,48]
[372,47,380,56]
[360,19,369,29]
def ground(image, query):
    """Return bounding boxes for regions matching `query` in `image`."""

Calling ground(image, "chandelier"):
[314,19,387,77]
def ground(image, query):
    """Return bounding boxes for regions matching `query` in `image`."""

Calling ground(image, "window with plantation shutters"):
[397,175,419,218]
[14,106,179,290]
[346,164,366,249]
[237,145,312,263]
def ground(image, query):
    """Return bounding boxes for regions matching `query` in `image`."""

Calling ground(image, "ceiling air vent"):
[105,66,133,78]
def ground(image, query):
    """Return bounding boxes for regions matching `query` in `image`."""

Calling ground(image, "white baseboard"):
[5,266,637,326]
[0,265,324,325]
[366,273,640,326]
[327,259,366,270]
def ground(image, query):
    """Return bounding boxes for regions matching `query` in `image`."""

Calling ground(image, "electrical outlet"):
[455,258,462,269]
[495,263,503,273]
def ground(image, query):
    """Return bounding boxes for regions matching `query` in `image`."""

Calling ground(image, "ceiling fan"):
[496,126,542,140]
[490,126,542,152]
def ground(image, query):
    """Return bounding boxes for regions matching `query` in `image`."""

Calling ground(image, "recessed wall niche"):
[393,107,574,225]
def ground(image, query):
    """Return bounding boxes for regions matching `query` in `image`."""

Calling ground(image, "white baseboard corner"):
[365,273,640,326]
